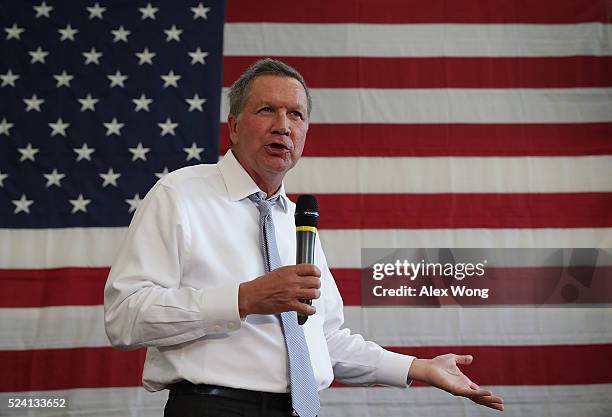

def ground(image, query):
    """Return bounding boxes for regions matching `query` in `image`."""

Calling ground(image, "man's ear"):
[228,114,238,145]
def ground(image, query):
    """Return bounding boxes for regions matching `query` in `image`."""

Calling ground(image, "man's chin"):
[261,158,295,176]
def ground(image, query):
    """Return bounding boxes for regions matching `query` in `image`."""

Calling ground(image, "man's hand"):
[238,264,321,317]
[408,354,504,411]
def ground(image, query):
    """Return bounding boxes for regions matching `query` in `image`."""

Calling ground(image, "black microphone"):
[295,194,319,325]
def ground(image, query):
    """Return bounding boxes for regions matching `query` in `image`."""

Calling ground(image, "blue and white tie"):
[249,192,320,417]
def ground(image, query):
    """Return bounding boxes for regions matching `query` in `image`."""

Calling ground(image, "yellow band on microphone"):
[296,226,317,233]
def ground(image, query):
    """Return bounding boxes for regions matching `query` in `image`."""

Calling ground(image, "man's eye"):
[259,107,273,113]
[291,111,304,120]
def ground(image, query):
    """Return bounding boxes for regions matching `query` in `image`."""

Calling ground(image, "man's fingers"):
[458,387,492,398]
[473,395,504,404]
[475,401,504,412]
[300,276,321,289]
[472,396,505,412]
[298,288,321,300]
[455,354,473,365]
[295,263,321,278]
[293,301,316,316]
[470,389,493,397]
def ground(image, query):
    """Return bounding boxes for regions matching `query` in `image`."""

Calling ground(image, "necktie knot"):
[249,192,278,219]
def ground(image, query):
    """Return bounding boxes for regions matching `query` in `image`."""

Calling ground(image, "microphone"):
[295,194,319,325]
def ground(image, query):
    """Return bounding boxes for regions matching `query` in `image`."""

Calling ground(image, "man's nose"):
[271,111,290,135]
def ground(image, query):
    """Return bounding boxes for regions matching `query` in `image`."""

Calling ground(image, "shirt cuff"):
[376,350,416,388]
[199,283,242,334]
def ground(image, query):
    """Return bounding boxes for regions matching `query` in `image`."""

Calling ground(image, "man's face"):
[228,75,309,190]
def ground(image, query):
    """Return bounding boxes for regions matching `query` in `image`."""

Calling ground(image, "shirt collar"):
[217,149,288,212]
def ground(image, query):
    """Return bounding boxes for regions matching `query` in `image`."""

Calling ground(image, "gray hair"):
[228,58,312,118]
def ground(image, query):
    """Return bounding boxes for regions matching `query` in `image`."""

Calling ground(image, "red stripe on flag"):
[0,347,145,392]
[2,344,611,392]
[3,264,611,308]
[220,123,612,157]
[331,269,362,306]
[223,57,612,89]
[0,268,108,307]
[290,193,612,229]
[226,0,608,23]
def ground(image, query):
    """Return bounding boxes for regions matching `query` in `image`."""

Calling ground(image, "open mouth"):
[266,143,290,151]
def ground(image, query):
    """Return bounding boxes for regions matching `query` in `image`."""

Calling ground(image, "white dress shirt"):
[104,150,414,393]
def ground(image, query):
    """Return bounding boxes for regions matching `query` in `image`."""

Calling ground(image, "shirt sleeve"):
[104,182,242,350]
[317,236,415,388]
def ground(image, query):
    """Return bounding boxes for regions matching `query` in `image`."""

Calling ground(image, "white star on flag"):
[184,142,204,161]
[0,170,7,187]
[73,143,95,161]
[69,194,91,213]
[78,94,99,112]
[136,48,156,65]
[87,3,106,19]
[33,1,53,18]
[128,142,150,161]
[44,168,66,187]
[5,24,25,40]
[12,194,34,214]
[1,69,19,87]
[132,94,153,112]
[161,70,181,88]
[103,118,124,136]
[111,26,131,42]
[28,47,49,64]
[125,194,142,213]
[155,167,170,179]
[158,118,178,136]
[164,25,183,42]
[53,71,74,88]
[139,3,158,20]
[49,118,70,137]
[191,3,210,19]
[58,24,78,41]
[100,168,121,187]
[83,47,103,65]
[0,118,14,135]
[24,94,45,112]
[18,143,40,162]
[107,70,128,88]
[188,47,208,65]
[186,94,206,112]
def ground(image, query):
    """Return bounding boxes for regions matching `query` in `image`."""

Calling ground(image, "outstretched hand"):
[409,354,504,411]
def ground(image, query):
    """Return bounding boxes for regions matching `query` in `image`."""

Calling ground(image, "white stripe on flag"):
[3,228,612,269]
[2,306,610,350]
[0,385,609,417]
[285,156,612,194]
[221,88,612,123]
[318,384,612,417]
[0,227,126,269]
[319,228,612,268]
[224,23,612,57]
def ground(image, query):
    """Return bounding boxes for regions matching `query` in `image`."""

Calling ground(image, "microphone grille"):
[295,194,319,227]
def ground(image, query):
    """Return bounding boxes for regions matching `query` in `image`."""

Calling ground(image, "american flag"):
[1,1,612,416]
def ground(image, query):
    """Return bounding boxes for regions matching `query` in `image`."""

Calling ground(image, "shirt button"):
[227,321,237,330]
[213,325,221,332]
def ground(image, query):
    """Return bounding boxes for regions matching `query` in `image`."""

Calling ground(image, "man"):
[104,59,504,416]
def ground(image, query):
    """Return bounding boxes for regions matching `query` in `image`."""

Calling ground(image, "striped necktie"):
[248,192,320,417]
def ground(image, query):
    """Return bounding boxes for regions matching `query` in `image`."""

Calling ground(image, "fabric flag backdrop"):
[1,1,611,416]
